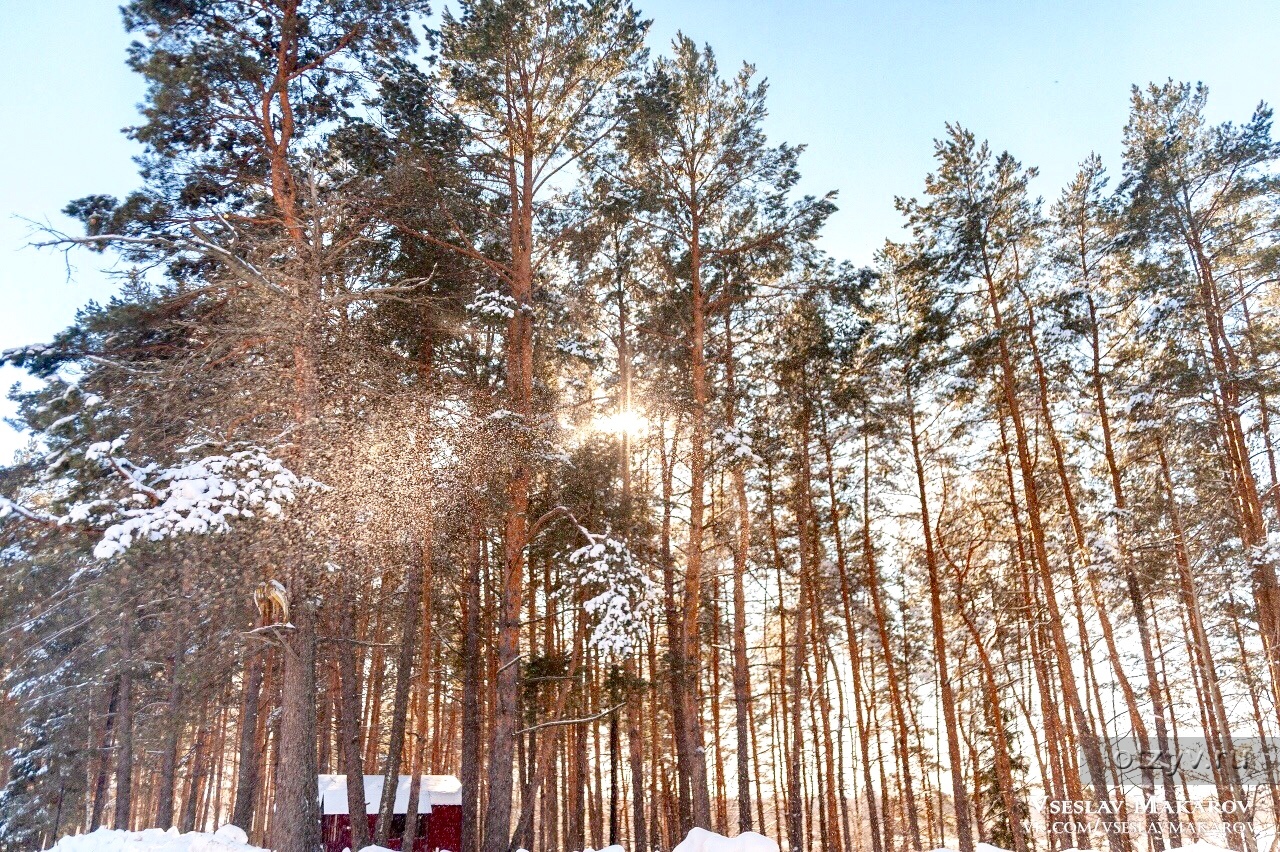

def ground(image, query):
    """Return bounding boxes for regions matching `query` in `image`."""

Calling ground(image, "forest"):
[1,3,1279,852]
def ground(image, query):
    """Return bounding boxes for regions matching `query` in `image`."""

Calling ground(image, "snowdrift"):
[48,824,1239,852]
[46,825,264,852]
[672,827,779,852]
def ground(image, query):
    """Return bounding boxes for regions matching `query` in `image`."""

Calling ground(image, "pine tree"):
[618,36,833,831]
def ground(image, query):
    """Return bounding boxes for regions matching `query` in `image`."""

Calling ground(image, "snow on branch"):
[85,445,324,560]
[714,426,761,467]
[565,532,658,658]
[1,441,324,561]
[0,496,60,526]
[467,289,518,322]
[0,343,54,366]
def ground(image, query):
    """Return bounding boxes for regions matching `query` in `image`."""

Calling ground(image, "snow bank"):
[673,827,779,852]
[47,825,265,852]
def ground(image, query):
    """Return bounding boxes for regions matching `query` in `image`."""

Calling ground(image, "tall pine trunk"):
[155,634,185,831]
[980,265,1120,852]
[725,314,755,834]
[112,604,134,831]
[904,378,975,852]
[271,596,322,852]
[232,650,265,832]
[678,219,713,830]
[462,520,484,852]
[376,539,428,844]
[338,596,371,852]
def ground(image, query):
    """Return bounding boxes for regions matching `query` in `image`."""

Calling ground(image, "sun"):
[593,409,649,437]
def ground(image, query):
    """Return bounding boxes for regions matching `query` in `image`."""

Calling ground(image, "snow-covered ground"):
[47,825,780,852]
[47,824,1243,852]
[672,828,778,852]
[46,825,264,852]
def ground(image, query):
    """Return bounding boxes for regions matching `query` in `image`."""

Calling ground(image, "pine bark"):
[231,650,265,832]
[462,520,484,852]
[112,608,134,831]
[376,539,428,844]
[271,597,322,852]
[155,635,185,831]
[905,379,974,852]
[338,597,372,852]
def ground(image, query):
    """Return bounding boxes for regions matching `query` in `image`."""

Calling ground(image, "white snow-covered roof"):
[318,774,462,815]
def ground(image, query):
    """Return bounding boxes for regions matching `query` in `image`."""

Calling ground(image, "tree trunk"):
[376,539,429,844]
[1083,293,1180,848]
[180,704,208,834]
[863,456,923,851]
[627,653,649,852]
[787,578,808,852]
[89,678,120,832]
[951,579,1028,852]
[112,607,135,831]
[483,144,537,852]
[1157,437,1252,848]
[155,634,186,830]
[462,520,484,852]
[841,431,885,852]
[271,595,322,852]
[338,597,372,852]
[980,264,1119,852]
[403,722,427,852]
[997,402,1079,850]
[659,418,693,833]
[905,377,975,852]
[232,650,266,832]
[724,313,755,834]
[787,406,815,852]
[679,216,713,830]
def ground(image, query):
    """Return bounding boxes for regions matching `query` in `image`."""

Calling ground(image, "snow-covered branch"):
[82,445,323,560]
[0,496,60,526]
[1,442,323,561]
[564,532,658,658]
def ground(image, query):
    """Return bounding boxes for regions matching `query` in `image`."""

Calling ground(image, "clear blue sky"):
[3,0,1278,460]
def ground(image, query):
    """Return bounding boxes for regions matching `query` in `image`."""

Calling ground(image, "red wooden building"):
[319,774,462,852]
